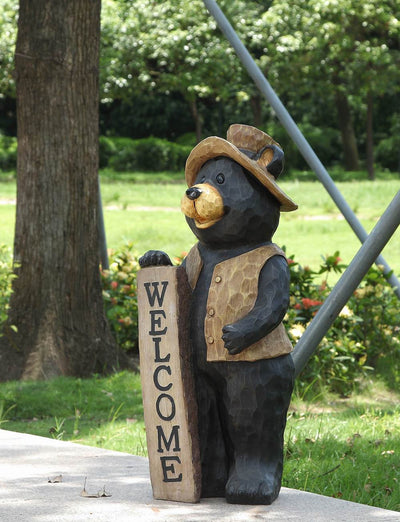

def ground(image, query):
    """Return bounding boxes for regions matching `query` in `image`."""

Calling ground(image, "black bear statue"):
[139,124,298,505]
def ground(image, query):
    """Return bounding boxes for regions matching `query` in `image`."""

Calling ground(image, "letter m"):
[156,425,181,453]
[144,281,169,307]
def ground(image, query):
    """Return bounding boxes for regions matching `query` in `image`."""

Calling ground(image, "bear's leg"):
[222,355,294,505]
[195,370,229,497]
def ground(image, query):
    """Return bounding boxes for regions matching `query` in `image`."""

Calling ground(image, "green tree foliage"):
[100,0,256,140]
[255,0,400,170]
[0,0,17,98]
[0,0,399,170]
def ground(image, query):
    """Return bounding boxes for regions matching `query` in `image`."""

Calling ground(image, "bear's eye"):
[216,173,225,184]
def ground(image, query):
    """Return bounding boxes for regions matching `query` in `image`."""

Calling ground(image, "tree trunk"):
[189,97,203,143]
[366,90,375,180]
[335,90,359,171]
[250,94,263,129]
[0,0,121,381]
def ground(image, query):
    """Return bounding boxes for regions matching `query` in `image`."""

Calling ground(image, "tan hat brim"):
[185,136,298,212]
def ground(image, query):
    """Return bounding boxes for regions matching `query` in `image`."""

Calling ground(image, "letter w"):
[157,425,181,453]
[144,281,169,307]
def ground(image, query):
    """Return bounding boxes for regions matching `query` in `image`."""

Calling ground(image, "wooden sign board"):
[137,265,201,503]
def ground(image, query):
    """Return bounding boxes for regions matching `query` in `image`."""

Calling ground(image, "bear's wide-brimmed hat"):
[185,124,297,212]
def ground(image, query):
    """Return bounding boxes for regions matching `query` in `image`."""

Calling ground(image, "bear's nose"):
[186,187,202,200]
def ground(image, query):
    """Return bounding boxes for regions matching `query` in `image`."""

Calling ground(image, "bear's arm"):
[222,255,290,355]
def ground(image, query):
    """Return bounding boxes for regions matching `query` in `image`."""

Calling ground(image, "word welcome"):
[143,280,183,483]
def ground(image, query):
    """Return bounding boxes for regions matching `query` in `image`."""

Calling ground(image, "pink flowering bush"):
[101,242,139,354]
[0,245,15,336]
[0,243,398,396]
[285,250,400,396]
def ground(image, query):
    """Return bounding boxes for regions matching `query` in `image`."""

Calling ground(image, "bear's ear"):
[259,144,284,179]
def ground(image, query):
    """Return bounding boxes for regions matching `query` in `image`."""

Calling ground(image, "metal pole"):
[97,177,109,270]
[202,0,400,298]
[292,190,400,377]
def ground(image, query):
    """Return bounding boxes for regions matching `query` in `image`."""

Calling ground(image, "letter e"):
[160,456,182,482]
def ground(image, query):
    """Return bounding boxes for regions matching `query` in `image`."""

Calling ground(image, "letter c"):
[153,365,172,392]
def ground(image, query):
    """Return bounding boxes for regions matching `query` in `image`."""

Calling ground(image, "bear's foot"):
[225,459,281,505]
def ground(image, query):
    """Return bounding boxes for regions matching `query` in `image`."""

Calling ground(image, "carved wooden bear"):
[140,124,298,505]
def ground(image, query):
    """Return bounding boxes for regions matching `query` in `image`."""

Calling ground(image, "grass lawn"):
[1,371,399,511]
[0,371,147,457]
[288,380,400,509]
[89,174,400,277]
[1,173,399,276]
[0,170,399,511]
[0,206,14,247]
[101,176,400,283]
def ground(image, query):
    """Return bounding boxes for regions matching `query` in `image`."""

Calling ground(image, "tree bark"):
[366,90,375,180]
[0,0,122,381]
[189,97,203,143]
[335,90,359,171]
[250,94,263,129]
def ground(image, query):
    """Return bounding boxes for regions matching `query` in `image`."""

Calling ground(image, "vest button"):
[208,308,215,317]
[215,276,222,283]
[207,336,214,344]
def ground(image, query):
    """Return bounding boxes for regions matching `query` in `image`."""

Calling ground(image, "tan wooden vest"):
[185,244,293,362]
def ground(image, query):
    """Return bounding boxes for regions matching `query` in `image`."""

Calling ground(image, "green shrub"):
[175,132,197,147]
[106,136,191,172]
[100,242,139,353]
[375,136,400,172]
[99,136,117,169]
[265,122,341,172]
[0,134,17,171]
[286,252,400,397]
[1,242,399,396]
[349,266,400,386]
[0,245,15,335]
[1,134,192,173]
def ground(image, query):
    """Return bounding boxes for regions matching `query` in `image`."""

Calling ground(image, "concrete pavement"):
[0,429,399,521]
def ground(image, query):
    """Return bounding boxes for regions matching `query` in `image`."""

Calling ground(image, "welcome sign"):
[137,265,201,503]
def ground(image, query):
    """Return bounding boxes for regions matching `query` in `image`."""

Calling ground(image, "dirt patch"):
[302,214,345,221]
[104,205,180,212]
[289,381,400,415]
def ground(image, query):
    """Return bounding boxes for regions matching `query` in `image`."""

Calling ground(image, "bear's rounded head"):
[181,156,280,248]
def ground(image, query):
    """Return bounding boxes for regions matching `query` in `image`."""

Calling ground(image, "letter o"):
[156,393,176,421]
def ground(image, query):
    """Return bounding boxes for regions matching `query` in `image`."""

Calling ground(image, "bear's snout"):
[186,187,202,200]
[181,183,225,229]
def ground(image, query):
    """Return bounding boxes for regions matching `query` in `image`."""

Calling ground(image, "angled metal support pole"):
[202,0,400,298]
[292,190,400,377]
[97,177,109,270]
